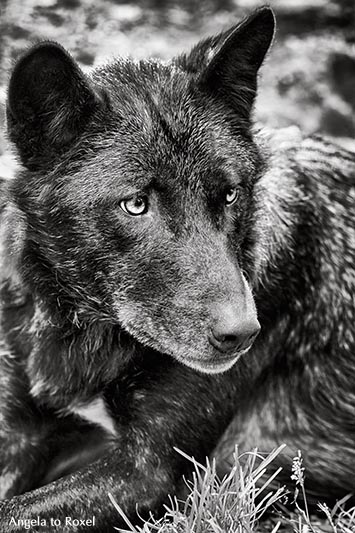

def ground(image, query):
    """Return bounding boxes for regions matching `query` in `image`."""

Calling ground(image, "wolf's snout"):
[209,304,260,354]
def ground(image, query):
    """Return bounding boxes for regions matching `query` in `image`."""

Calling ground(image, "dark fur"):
[1,6,355,532]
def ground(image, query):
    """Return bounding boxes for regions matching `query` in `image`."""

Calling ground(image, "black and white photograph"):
[0,0,354,531]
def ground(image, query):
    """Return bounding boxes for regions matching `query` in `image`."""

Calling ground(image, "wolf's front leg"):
[0,353,52,500]
[0,359,239,532]
[0,429,51,501]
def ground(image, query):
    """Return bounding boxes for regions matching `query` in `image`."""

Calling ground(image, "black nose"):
[209,307,260,354]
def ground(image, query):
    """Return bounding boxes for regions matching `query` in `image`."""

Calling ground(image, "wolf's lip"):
[182,354,239,374]
[185,347,250,368]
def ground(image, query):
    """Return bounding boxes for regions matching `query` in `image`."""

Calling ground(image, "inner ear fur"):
[178,7,275,119]
[7,42,103,170]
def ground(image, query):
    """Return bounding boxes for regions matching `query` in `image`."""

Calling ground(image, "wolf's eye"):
[225,187,240,206]
[120,196,148,216]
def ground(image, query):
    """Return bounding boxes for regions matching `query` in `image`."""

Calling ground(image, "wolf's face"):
[6,8,275,373]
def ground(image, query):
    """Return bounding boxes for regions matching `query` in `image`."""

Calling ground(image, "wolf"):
[0,6,354,532]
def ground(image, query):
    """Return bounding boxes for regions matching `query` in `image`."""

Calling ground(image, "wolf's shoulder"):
[269,127,354,182]
[258,127,355,193]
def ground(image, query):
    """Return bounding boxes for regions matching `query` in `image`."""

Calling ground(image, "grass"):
[108,446,355,533]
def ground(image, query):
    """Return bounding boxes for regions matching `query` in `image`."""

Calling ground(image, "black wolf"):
[0,6,355,532]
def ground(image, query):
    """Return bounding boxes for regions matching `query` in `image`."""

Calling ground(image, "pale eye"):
[225,187,240,206]
[119,195,148,216]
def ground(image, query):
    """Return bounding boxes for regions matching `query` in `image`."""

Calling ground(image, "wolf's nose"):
[209,308,260,354]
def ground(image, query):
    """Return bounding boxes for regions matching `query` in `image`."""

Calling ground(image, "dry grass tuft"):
[109,446,355,533]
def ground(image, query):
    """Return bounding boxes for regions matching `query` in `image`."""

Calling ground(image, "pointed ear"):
[179,7,275,119]
[7,42,103,170]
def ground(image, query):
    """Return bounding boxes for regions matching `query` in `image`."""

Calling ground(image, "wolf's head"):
[5,7,275,374]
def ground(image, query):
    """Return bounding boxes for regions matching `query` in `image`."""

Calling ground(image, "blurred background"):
[0,0,354,178]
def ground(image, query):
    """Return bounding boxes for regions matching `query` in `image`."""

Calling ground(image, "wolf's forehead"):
[124,107,256,194]
[65,128,237,211]
[99,62,251,172]
[65,68,257,204]
[104,64,224,147]
[118,94,243,177]
[67,119,254,211]
[118,112,240,195]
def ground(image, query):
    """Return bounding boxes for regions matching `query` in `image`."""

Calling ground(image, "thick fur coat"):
[0,7,354,532]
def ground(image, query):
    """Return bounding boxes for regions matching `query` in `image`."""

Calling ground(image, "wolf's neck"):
[5,298,138,408]
[251,129,319,326]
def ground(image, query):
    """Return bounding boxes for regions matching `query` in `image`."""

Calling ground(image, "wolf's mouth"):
[183,346,251,374]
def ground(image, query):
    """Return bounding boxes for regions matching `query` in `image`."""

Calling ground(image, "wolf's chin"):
[177,347,251,375]
[180,357,238,375]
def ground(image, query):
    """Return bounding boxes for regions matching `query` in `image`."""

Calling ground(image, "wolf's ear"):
[179,7,275,119]
[7,42,103,170]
